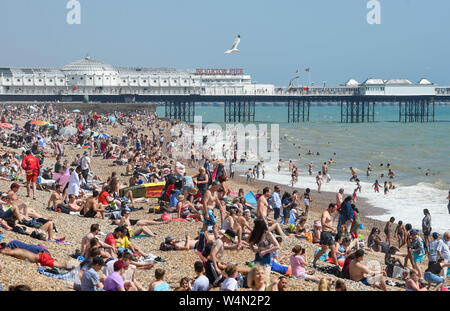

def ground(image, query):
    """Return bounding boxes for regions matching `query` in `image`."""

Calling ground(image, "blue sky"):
[0,0,449,85]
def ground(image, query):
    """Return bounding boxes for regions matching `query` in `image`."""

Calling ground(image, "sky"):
[0,0,449,86]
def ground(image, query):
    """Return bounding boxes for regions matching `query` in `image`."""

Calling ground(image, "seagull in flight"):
[224,35,241,55]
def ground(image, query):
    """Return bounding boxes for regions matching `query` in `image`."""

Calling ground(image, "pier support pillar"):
[399,97,434,122]
[164,100,195,123]
[224,100,255,122]
[288,99,310,122]
[341,100,375,123]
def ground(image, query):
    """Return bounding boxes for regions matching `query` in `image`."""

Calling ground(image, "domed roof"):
[418,78,432,85]
[385,79,412,85]
[345,79,360,86]
[364,78,385,85]
[61,56,118,75]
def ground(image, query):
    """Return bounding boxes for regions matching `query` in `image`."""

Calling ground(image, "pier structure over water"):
[1,57,450,122]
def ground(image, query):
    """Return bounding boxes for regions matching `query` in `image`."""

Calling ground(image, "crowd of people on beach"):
[0,103,447,292]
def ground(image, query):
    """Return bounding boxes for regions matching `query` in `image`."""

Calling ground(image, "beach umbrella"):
[98,133,110,139]
[93,114,101,120]
[72,109,80,113]
[30,120,48,126]
[59,125,78,137]
[108,116,116,122]
[0,123,14,129]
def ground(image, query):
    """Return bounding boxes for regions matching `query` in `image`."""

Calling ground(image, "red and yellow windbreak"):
[144,182,165,198]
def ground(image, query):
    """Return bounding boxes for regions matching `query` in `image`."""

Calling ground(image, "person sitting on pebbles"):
[7,183,44,221]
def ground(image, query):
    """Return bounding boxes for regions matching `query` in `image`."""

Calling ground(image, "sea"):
[157,104,450,233]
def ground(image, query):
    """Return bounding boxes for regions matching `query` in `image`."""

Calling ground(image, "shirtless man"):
[201,181,223,239]
[81,224,116,258]
[67,194,85,212]
[83,190,106,219]
[349,249,387,291]
[165,234,198,251]
[336,188,344,209]
[257,187,271,224]
[47,184,69,212]
[205,229,239,287]
[306,162,315,176]
[7,183,43,221]
[349,167,358,182]
[312,203,338,267]
[257,187,285,236]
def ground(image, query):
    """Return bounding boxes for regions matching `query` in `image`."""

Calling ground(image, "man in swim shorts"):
[201,181,223,239]
[349,249,387,291]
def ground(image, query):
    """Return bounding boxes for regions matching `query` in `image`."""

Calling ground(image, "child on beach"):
[373,180,381,193]
[289,245,329,283]
[246,169,253,184]
[312,221,322,244]
[299,188,312,217]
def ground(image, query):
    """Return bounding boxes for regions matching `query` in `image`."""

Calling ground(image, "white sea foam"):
[242,165,450,234]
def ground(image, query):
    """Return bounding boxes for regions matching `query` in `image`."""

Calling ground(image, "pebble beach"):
[0,112,434,292]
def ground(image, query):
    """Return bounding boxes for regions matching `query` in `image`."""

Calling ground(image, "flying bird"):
[224,35,241,55]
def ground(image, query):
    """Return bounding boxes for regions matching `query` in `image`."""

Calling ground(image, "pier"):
[1,57,450,123]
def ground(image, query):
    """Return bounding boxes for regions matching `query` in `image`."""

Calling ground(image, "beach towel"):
[243,192,257,207]
[52,173,71,188]
[37,266,77,283]
[130,235,153,239]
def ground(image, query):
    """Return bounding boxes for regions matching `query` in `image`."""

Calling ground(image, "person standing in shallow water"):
[447,191,450,214]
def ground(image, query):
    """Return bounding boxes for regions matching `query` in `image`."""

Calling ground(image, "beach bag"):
[392,266,409,280]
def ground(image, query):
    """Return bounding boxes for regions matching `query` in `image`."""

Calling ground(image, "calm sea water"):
[157,104,450,232]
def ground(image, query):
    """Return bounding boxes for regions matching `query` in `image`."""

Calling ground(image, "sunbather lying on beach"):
[0,243,74,269]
